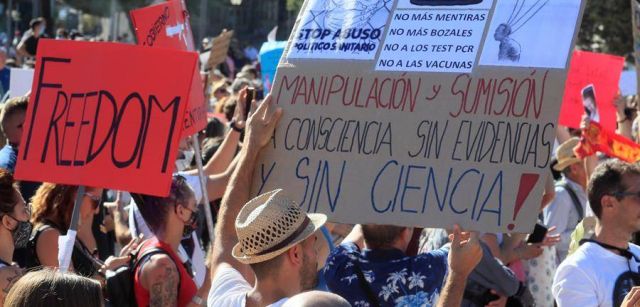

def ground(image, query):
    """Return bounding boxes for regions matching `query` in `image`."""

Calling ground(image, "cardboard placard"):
[559,51,624,132]
[251,0,586,233]
[9,68,34,98]
[15,39,197,196]
[130,0,207,136]
[207,29,234,69]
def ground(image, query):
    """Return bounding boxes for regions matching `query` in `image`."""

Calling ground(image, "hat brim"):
[232,213,327,264]
[553,157,582,171]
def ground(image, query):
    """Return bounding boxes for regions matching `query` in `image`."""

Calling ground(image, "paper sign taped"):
[252,0,587,233]
[130,0,207,136]
[478,0,581,69]
[15,39,197,196]
[286,0,392,60]
[9,68,34,98]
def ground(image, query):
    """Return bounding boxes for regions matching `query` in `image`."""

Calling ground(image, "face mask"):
[175,149,195,172]
[4,215,31,248]
[182,207,199,239]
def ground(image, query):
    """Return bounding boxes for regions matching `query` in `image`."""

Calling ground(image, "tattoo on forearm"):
[3,269,23,294]
[149,262,178,307]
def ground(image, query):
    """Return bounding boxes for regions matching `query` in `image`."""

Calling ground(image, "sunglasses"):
[613,190,640,200]
[84,192,102,210]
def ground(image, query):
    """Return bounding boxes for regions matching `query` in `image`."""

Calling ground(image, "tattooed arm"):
[0,266,23,305]
[140,254,179,307]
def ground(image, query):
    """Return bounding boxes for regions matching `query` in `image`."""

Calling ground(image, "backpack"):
[105,247,170,307]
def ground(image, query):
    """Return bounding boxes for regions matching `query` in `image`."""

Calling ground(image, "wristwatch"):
[191,295,204,306]
[228,119,244,133]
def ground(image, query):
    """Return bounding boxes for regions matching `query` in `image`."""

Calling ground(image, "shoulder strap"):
[133,247,182,296]
[556,181,584,220]
[353,263,381,307]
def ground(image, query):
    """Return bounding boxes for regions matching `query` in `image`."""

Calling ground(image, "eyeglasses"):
[613,190,640,200]
[84,192,101,210]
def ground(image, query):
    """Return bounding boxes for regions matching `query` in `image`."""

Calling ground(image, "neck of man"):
[246,273,300,307]
[156,223,184,253]
[594,219,632,251]
[0,230,14,264]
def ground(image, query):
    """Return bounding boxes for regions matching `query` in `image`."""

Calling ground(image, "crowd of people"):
[0,15,639,307]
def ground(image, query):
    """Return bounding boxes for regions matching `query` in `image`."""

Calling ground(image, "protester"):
[323,224,506,307]
[544,137,589,264]
[0,169,27,304]
[133,175,202,307]
[28,184,105,278]
[0,95,40,202]
[553,160,640,306]
[282,291,351,307]
[4,268,103,307]
[17,17,46,58]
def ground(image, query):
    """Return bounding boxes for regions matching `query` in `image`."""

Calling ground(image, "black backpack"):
[105,247,170,307]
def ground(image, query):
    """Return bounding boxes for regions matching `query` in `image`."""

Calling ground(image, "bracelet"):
[191,295,204,306]
[228,119,244,133]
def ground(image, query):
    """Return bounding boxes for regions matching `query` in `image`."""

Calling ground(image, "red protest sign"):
[130,0,207,136]
[15,39,197,197]
[559,51,624,132]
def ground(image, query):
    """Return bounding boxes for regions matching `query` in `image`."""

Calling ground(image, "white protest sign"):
[254,0,586,233]
[9,68,34,97]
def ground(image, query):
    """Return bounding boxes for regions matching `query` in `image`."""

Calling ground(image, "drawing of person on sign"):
[493,0,550,62]
[323,0,385,30]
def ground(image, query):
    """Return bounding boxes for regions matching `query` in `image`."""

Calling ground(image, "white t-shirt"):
[553,241,640,307]
[208,265,288,307]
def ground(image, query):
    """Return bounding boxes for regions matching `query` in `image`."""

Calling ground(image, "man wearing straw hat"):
[208,95,482,306]
[544,137,589,265]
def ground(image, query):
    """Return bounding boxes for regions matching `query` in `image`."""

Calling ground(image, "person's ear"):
[1,215,15,230]
[287,244,304,266]
[601,194,617,212]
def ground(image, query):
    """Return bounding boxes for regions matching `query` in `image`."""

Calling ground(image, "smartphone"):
[245,87,256,120]
[582,84,596,117]
[527,223,548,244]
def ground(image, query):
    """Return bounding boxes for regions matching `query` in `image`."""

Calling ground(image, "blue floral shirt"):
[323,242,449,307]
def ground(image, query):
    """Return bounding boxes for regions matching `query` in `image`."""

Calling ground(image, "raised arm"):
[437,225,482,307]
[210,94,282,282]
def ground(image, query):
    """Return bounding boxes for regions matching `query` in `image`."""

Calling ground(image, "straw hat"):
[553,137,581,171]
[232,189,327,264]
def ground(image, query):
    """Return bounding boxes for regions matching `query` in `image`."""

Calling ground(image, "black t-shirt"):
[20,30,39,56]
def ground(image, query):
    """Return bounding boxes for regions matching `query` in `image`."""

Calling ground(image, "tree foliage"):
[577,0,634,61]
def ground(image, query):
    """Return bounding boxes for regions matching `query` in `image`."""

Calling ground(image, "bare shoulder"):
[139,254,178,288]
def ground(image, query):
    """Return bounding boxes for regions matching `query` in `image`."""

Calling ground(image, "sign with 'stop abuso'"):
[130,0,207,136]
[15,39,197,197]
[252,0,587,233]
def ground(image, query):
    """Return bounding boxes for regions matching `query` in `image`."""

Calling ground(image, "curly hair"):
[30,183,78,230]
[0,168,19,216]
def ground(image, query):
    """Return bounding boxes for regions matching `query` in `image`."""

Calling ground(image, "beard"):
[299,251,318,290]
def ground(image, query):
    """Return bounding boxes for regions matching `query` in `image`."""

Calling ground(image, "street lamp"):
[230,0,242,5]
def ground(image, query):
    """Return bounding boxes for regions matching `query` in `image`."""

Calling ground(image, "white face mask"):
[175,149,195,172]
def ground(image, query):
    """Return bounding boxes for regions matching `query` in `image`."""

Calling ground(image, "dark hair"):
[0,168,19,216]
[4,268,103,307]
[30,183,78,230]
[29,17,45,29]
[361,225,406,249]
[135,175,195,234]
[588,159,640,218]
[0,95,28,135]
